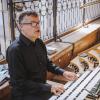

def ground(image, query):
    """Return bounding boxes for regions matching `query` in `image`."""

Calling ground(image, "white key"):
[64,81,74,90]
[57,70,91,100]
[76,71,100,100]
[66,67,100,100]
[49,81,74,100]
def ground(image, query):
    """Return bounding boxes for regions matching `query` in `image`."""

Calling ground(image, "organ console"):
[50,43,100,100]
[49,66,100,100]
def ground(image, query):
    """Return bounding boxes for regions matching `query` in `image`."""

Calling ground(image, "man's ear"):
[17,24,23,33]
[18,24,23,29]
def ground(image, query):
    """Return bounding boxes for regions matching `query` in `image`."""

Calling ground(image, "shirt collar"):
[19,33,34,46]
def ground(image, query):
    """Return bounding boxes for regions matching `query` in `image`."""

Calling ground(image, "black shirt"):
[6,34,65,97]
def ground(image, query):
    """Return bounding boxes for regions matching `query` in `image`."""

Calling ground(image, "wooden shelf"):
[0,59,7,65]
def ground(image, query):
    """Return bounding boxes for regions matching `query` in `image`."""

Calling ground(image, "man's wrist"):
[58,68,65,75]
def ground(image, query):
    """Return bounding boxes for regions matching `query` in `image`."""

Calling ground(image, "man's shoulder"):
[37,38,43,42]
[7,39,20,53]
[37,38,45,45]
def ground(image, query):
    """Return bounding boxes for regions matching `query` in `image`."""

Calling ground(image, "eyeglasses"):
[21,21,40,27]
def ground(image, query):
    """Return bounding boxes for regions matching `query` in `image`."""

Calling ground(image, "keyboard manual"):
[87,79,100,99]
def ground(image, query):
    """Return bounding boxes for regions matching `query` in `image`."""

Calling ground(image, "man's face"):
[19,15,41,40]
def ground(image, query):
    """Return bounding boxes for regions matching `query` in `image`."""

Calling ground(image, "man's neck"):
[22,32,37,42]
[32,37,37,42]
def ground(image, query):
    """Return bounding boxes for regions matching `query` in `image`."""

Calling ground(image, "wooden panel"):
[73,30,98,56]
[53,50,72,68]
[0,82,11,100]
[79,43,100,53]
[0,59,7,65]
[97,28,100,43]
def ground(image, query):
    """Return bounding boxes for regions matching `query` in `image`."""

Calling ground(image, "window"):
[0,0,10,56]
[12,0,100,41]
[0,0,100,57]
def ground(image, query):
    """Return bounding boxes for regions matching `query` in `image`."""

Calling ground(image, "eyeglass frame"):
[20,21,40,27]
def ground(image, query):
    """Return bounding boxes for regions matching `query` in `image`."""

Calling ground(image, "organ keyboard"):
[49,66,100,100]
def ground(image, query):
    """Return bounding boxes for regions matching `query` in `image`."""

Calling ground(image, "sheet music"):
[0,64,9,86]
[46,46,57,55]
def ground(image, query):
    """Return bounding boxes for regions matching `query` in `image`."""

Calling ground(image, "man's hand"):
[51,84,65,95]
[63,71,78,81]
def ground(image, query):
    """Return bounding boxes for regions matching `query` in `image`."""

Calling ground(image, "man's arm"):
[39,39,65,75]
[47,58,65,75]
[42,41,78,81]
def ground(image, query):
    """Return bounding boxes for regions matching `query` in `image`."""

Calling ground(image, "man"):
[6,11,78,100]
